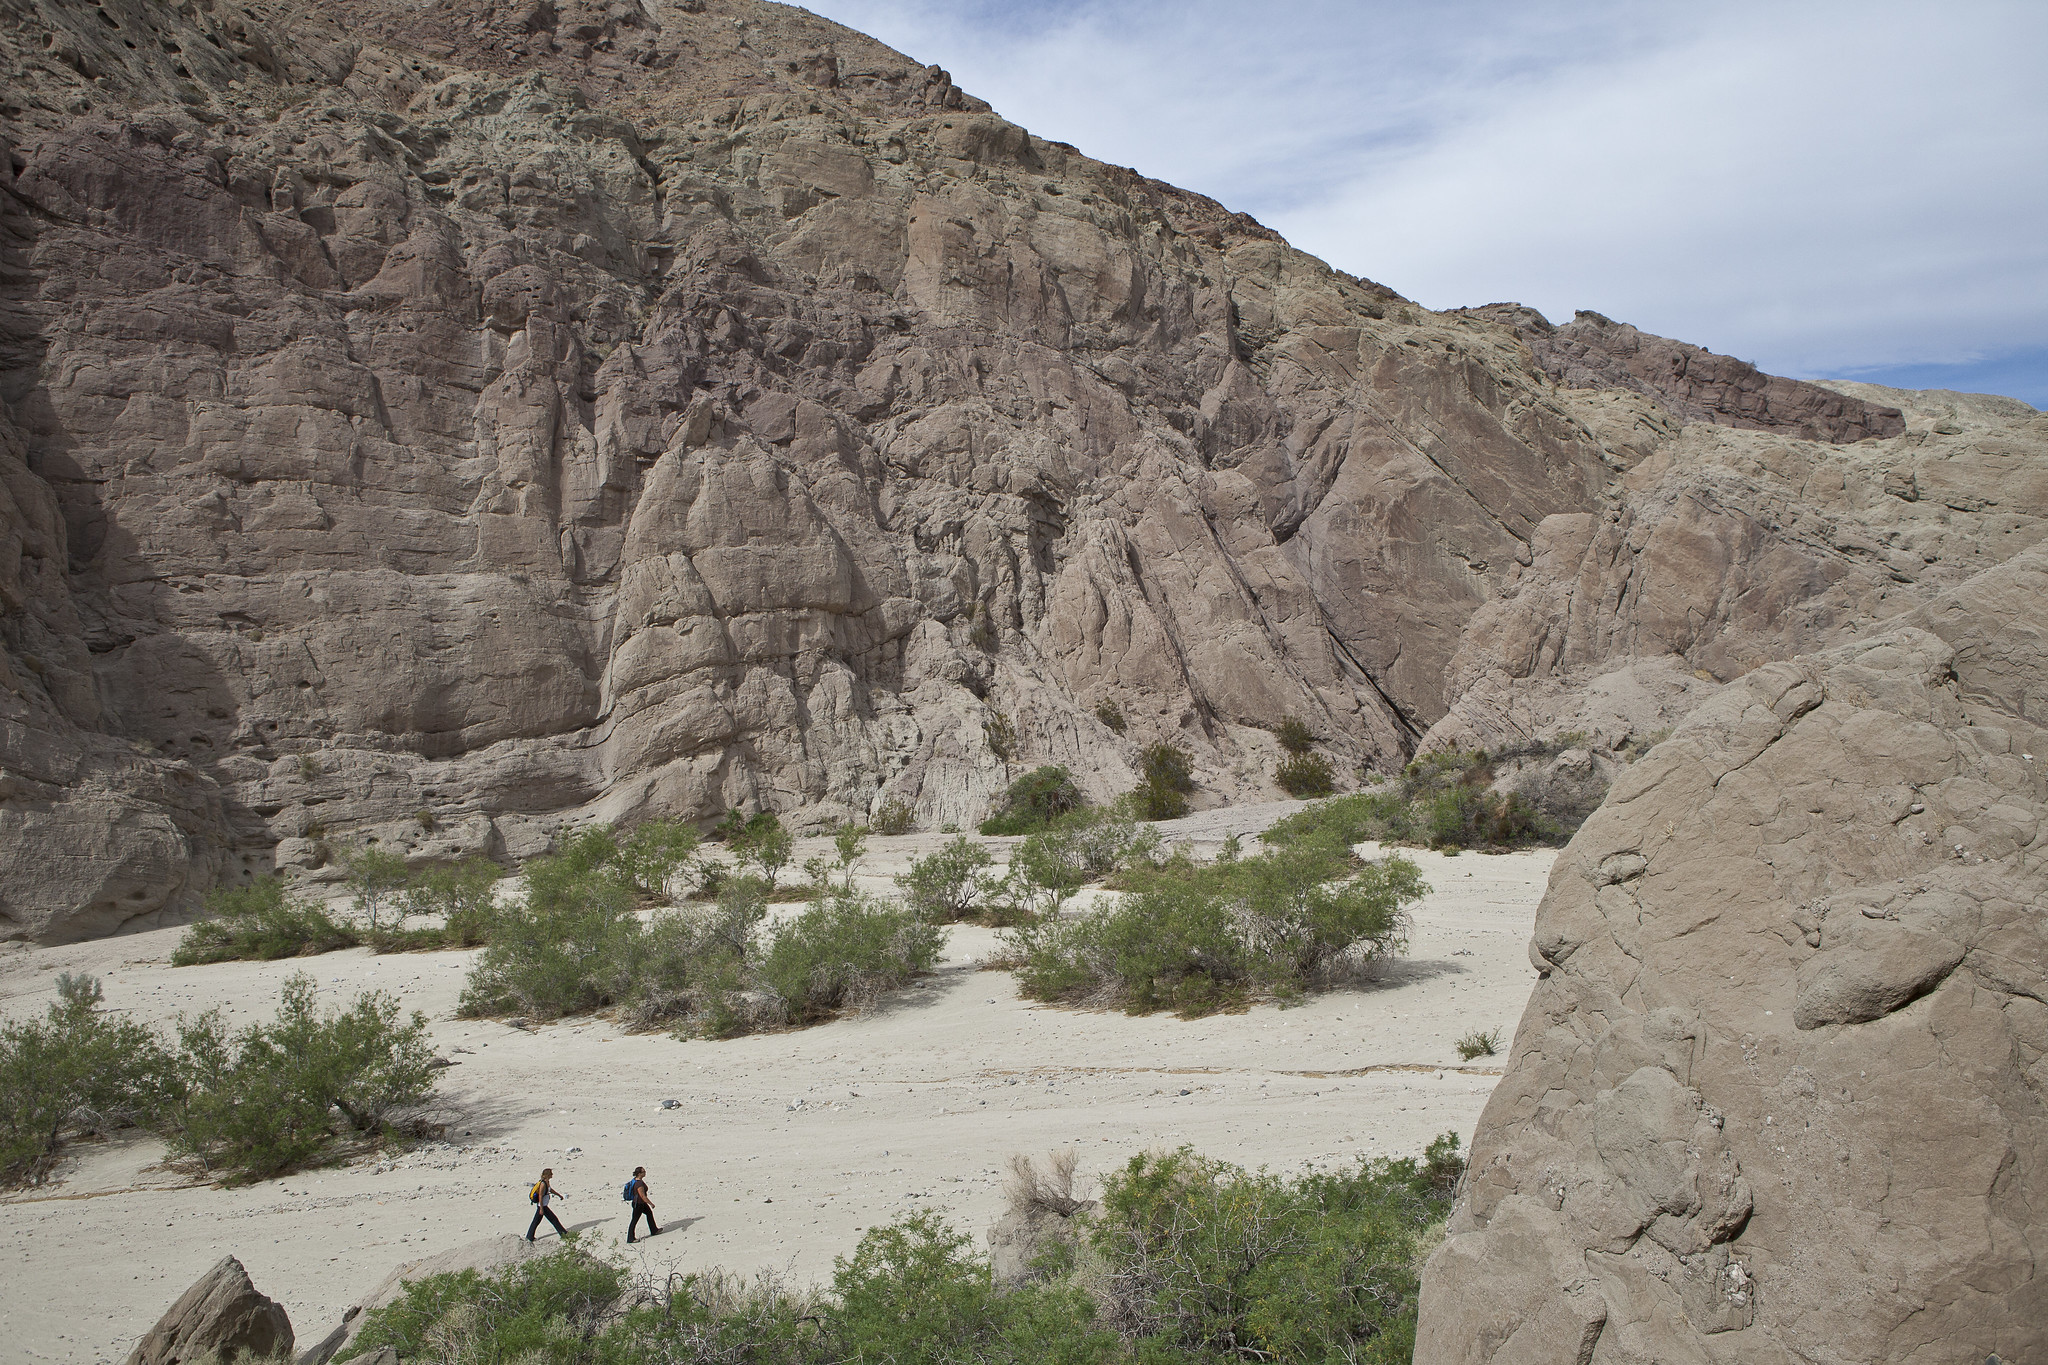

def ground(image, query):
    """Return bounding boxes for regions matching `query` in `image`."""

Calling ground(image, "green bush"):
[871,798,915,836]
[1261,749,1562,853]
[754,892,944,1028]
[1007,839,1425,1015]
[334,1129,1465,1365]
[1095,699,1127,733]
[895,836,997,921]
[1275,716,1316,755]
[979,765,1084,835]
[615,818,705,901]
[172,973,437,1181]
[343,846,411,932]
[173,877,359,965]
[338,1244,628,1364]
[0,974,171,1186]
[1275,751,1337,798]
[459,844,638,1020]
[1092,1142,1462,1364]
[377,858,504,952]
[1131,741,1196,820]
[729,812,795,889]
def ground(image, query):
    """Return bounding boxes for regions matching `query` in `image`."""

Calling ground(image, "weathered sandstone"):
[1414,546,2048,1363]
[124,1256,293,1365]
[1,0,2040,942]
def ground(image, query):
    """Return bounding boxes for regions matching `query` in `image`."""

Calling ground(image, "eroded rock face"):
[124,1256,293,1365]
[0,0,2033,940]
[1414,547,2048,1363]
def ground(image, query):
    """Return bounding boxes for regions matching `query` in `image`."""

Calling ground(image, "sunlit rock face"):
[4,0,2037,942]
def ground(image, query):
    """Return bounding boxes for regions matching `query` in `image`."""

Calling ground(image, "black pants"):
[527,1204,566,1240]
[628,1199,659,1241]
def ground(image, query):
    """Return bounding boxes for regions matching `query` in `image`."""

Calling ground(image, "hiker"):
[625,1165,660,1243]
[527,1167,568,1241]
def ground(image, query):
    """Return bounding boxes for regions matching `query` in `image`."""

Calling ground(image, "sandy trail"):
[0,805,1553,1364]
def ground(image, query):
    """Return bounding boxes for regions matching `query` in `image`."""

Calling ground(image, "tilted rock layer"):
[1,0,2042,941]
[1416,546,2048,1362]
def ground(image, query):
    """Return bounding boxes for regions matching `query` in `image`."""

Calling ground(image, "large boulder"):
[1415,547,2048,1363]
[125,1257,293,1365]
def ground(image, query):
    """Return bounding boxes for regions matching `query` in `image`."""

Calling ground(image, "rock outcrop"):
[0,0,2038,941]
[1414,546,2048,1363]
[125,1256,294,1365]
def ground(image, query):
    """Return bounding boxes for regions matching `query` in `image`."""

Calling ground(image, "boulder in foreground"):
[1415,546,2048,1362]
[126,1256,293,1365]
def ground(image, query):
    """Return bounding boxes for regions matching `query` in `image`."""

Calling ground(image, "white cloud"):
[804,0,2048,400]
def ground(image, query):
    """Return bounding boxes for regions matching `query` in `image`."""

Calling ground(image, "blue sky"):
[807,0,2047,407]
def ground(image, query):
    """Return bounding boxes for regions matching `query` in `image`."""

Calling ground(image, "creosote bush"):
[173,877,359,965]
[895,835,997,921]
[337,1134,1465,1365]
[1131,740,1196,820]
[1275,717,1316,755]
[1,972,439,1188]
[0,974,169,1186]
[1095,699,1127,733]
[1262,748,1564,853]
[980,765,1085,835]
[173,973,437,1181]
[871,798,915,836]
[1275,751,1337,798]
[1008,836,1425,1016]
[461,821,939,1039]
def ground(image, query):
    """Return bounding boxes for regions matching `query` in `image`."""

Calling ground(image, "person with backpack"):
[527,1168,568,1241]
[623,1166,659,1243]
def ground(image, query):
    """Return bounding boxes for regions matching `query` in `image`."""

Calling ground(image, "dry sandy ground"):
[0,802,1555,1364]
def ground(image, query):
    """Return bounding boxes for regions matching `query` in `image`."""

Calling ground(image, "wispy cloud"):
[805,0,2047,404]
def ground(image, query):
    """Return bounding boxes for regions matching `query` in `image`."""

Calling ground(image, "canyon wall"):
[2,0,2040,941]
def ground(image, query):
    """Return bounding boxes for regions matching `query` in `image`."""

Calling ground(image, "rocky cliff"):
[1416,546,2048,1363]
[1,0,2041,942]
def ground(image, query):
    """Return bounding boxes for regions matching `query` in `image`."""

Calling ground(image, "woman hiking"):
[626,1166,659,1244]
[527,1168,568,1241]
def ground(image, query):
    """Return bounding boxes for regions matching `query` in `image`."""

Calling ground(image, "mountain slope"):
[1,0,2037,941]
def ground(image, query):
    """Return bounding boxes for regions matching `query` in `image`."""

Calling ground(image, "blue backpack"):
[622,1178,638,1203]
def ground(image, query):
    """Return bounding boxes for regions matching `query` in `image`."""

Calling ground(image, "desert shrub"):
[386,859,504,950]
[338,1244,628,1364]
[336,1132,1466,1365]
[1261,751,1561,853]
[1007,839,1424,1015]
[616,818,705,901]
[1275,717,1316,755]
[1131,740,1196,820]
[825,1212,1111,1365]
[343,846,411,932]
[172,973,436,1181]
[728,812,795,889]
[1456,1027,1503,1060]
[1275,751,1337,798]
[871,798,915,836]
[1095,699,1127,733]
[753,892,943,1028]
[895,836,997,921]
[0,974,171,1186]
[980,765,1083,835]
[173,877,359,965]
[459,846,638,1020]
[1091,1141,1462,1363]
